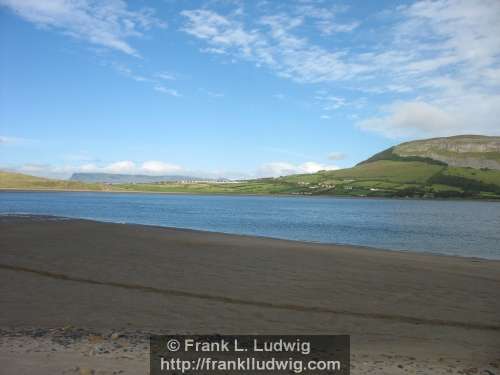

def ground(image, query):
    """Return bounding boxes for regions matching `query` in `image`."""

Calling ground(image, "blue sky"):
[1,0,499,179]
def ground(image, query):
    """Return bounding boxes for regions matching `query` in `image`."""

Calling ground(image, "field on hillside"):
[2,161,500,199]
[278,160,500,198]
[0,171,108,191]
[116,180,302,195]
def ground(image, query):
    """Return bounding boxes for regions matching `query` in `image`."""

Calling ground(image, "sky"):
[1,0,500,179]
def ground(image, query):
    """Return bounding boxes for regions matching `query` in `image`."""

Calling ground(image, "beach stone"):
[88,335,104,344]
[464,368,479,374]
[63,325,74,332]
[89,344,106,356]
[111,332,120,340]
[79,368,94,375]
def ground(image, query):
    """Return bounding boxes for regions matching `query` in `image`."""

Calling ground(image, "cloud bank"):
[13,160,183,179]
[6,159,339,180]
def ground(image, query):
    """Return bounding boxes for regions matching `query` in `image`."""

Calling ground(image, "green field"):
[3,146,500,199]
[0,171,108,191]
[2,160,500,199]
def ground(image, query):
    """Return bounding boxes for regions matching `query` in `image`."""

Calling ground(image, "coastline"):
[2,187,500,202]
[3,213,499,262]
[1,215,499,374]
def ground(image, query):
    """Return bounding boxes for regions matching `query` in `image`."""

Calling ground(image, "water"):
[1,191,500,259]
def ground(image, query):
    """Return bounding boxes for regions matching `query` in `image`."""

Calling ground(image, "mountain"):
[360,135,500,170]
[278,135,500,198]
[70,173,219,184]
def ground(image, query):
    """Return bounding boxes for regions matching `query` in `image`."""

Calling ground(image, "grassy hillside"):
[116,161,500,198]
[115,180,300,195]
[335,163,497,198]
[319,160,443,183]
[0,170,297,195]
[2,163,500,199]
[2,134,500,199]
[0,171,108,191]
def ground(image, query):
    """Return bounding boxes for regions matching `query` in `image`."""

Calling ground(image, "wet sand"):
[1,215,499,374]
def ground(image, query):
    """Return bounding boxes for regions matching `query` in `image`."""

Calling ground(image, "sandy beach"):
[0,215,499,374]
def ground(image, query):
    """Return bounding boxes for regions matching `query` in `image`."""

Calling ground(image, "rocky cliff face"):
[393,135,500,170]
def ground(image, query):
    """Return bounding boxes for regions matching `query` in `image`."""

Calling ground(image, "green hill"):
[277,160,500,198]
[2,135,500,199]
[277,135,500,198]
[0,171,108,191]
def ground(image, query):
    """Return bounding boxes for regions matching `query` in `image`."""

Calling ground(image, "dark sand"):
[1,215,499,374]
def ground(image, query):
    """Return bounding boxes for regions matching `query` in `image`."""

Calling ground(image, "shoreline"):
[2,187,500,202]
[1,215,499,374]
[2,213,500,262]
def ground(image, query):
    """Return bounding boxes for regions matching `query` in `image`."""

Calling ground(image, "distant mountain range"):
[70,173,222,184]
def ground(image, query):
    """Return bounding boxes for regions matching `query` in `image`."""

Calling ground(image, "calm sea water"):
[1,191,500,259]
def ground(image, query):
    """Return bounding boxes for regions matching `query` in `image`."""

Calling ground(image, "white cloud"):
[154,85,181,97]
[103,160,136,173]
[358,96,500,138]
[294,3,359,35]
[111,63,182,96]
[200,46,227,54]
[358,101,454,138]
[181,9,368,84]
[156,72,176,81]
[356,0,500,138]
[82,160,183,175]
[315,95,346,110]
[319,21,359,35]
[113,64,153,82]
[198,88,224,98]
[181,9,259,53]
[10,160,185,179]
[141,160,182,175]
[0,0,165,56]
[257,161,338,178]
